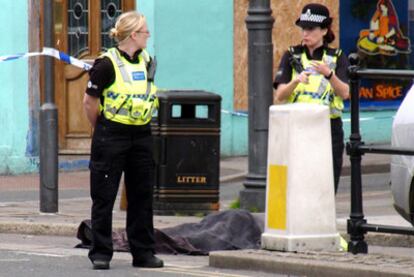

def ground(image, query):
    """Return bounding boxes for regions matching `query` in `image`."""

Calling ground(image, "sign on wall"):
[340,0,412,110]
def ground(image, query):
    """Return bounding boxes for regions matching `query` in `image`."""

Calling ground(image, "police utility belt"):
[101,48,158,126]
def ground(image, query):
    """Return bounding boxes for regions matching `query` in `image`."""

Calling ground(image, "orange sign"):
[359,84,403,100]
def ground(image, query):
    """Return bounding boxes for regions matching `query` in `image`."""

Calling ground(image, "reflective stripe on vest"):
[101,48,158,125]
[289,49,343,119]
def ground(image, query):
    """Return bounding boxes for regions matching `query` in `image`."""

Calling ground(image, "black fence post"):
[346,54,368,254]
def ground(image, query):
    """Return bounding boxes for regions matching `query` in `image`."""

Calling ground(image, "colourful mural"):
[357,0,411,56]
[340,0,412,110]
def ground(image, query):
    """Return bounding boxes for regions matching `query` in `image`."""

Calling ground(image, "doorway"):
[51,0,135,154]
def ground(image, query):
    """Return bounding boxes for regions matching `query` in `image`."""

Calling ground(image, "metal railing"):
[347,54,414,254]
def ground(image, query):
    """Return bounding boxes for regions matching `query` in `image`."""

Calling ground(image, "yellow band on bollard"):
[267,164,287,230]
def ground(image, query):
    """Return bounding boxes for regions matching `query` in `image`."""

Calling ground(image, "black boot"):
[92,260,110,270]
[133,252,164,268]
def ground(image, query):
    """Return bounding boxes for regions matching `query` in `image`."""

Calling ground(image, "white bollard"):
[261,103,340,252]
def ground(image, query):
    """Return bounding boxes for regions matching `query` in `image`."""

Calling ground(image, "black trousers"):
[88,117,155,262]
[331,118,344,194]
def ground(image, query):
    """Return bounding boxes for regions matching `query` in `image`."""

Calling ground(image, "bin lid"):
[156,90,222,102]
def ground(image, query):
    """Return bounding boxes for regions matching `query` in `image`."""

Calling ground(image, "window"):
[68,0,89,57]
[101,0,122,51]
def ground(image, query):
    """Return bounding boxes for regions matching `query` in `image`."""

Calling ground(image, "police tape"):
[0,47,92,71]
[221,109,248,117]
[222,111,394,120]
[342,115,394,122]
[0,48,396,121]
[0,48,248,117]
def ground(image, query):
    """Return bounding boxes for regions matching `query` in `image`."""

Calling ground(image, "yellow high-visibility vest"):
[289,48,343,119]
[101,48,158,125]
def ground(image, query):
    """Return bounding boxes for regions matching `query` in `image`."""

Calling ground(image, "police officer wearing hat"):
[274,3,350,193]
[83,11,163,270]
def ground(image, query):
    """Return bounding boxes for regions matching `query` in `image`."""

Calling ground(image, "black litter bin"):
[152,90,221,215]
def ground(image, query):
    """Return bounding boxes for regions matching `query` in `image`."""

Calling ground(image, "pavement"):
[0,151,414,276]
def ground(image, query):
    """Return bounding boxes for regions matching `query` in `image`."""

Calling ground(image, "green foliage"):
[229,198,260,213]
[229,198,240,209]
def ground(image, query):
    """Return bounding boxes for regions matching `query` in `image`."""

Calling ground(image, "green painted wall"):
[140,0,242,156]
[343,110,395,144]
[138,0,155,55]
[0,2,32,174]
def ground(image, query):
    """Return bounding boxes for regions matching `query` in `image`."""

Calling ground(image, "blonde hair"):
[109,11,146,43]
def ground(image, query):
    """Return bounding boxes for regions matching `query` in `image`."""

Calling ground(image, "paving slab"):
[210,249,414,277]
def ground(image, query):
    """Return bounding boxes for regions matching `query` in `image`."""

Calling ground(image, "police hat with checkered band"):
[295,3,332,29]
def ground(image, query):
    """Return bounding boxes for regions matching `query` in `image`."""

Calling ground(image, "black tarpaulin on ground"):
[76,209,263,255]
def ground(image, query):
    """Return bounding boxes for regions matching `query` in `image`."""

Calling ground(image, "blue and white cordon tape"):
[0,47,248,117]
[0,47,92,71]
[0,48,394,121]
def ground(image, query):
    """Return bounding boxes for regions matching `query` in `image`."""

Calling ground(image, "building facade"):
[0,0,411,174]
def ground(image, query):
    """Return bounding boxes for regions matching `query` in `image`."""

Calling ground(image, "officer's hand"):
[310,60,331,77]
[295,71,311,84]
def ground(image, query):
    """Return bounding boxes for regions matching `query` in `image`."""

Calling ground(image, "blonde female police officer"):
[274,3,350,193]
[83,11,163,270]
